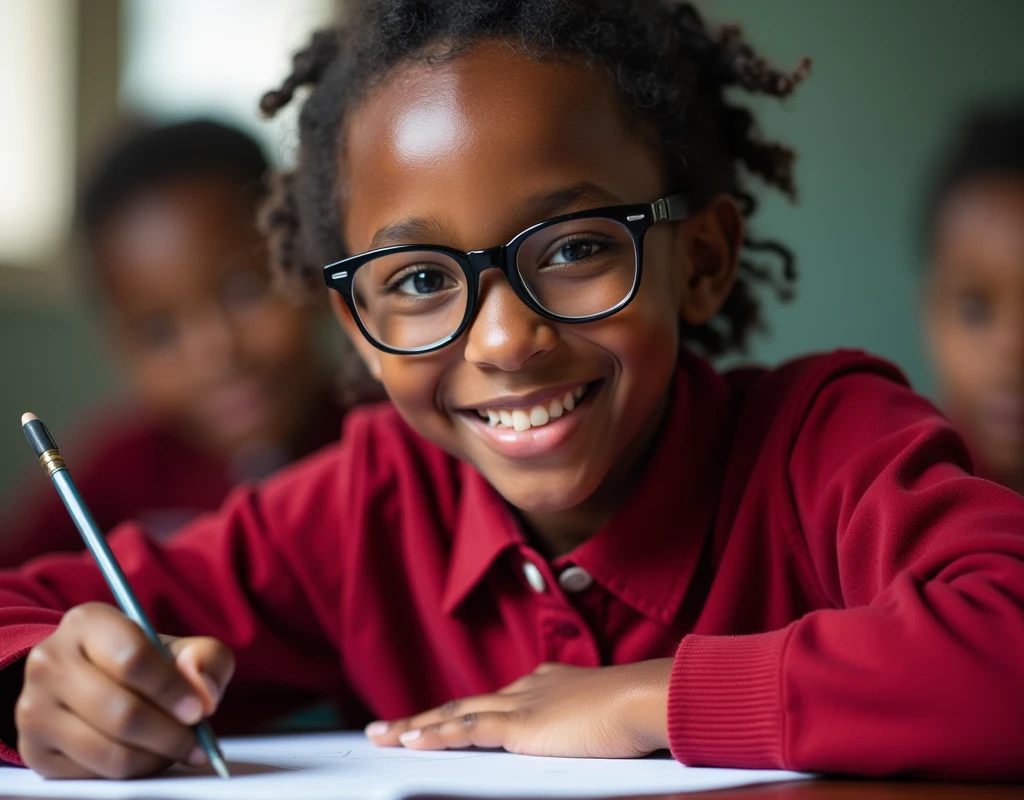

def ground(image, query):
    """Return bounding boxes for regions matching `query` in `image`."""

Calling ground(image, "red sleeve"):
[0,443,351,766]
[668,373,1024,779]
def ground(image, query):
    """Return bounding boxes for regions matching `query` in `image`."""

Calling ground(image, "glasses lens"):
[516,218,638,318]
[351,250,468,351]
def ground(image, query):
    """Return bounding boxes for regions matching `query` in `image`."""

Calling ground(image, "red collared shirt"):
[0,395,348,568]
[1,350,1023,778]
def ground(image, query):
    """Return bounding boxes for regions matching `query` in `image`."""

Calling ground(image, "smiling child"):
[923,101,1024,493]
[1,121,360,566]
[0,0,1022,782]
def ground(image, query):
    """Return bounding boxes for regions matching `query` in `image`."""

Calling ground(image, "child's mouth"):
[472,382,593,432]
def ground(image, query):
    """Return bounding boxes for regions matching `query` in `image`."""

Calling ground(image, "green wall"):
[709,0,1024,386]
[0,303,116,503]
[3,0,1024,504]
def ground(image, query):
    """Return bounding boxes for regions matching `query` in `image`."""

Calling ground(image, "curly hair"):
[259,0,809,356]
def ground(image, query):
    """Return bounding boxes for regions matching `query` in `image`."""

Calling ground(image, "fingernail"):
[399,729,421,743]
[174,696,203,725]
[187,746,207,766]
[365,721,389,737]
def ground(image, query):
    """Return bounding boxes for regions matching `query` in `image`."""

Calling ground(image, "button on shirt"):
[1,350,1023,780]
[557,566,593,593]
[522,561,547,593]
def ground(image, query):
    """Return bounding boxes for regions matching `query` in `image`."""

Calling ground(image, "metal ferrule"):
[38,449,66,478]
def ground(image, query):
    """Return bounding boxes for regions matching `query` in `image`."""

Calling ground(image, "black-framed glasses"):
[323,194,687,354]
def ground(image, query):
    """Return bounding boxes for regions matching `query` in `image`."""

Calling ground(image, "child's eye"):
[956,292,993,328]
[387,267,459,297]
[543,235,610,267]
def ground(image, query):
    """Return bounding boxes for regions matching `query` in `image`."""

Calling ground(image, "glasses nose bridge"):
[466,244,511,276]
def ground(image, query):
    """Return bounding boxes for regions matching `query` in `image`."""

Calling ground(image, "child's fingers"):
[16,686,176,780]
[53,651,196,765]
[42,705,174,780]
[396,711,509,751]
[17,746,95,780]
[72,604,204,726]
[167,637,235,715]
[365,694,516,747]
[15,692,86,779]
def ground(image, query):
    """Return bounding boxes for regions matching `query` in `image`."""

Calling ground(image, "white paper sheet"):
[0,731,811,799]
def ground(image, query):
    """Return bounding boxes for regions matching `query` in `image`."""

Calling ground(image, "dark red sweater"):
[0,398,346,568]
[0,350,1022,778]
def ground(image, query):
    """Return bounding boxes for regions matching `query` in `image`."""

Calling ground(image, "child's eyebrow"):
[370,217,451,249]
[368,182,625,251]
[516,182,626,223]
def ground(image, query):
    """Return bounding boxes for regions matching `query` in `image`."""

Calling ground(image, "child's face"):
[925,177,1024,486]
[96,175,323,457]
[335,42,739,520]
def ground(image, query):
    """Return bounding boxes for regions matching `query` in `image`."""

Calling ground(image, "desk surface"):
[3,779,1024,800]
[650,780,1024,798]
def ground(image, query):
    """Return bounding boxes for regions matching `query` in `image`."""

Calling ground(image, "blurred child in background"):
[923,101,1024,493]
[0,120,370,566]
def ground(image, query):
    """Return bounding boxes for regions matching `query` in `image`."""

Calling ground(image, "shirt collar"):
[441,462,523,614]
[441,351,734,622]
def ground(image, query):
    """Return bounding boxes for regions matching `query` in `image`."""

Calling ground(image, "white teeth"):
[478,383,589,431]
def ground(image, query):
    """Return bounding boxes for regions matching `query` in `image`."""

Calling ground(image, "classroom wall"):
[0,301,116,504]
[2,0,1024,506]
[708,0,1024,391]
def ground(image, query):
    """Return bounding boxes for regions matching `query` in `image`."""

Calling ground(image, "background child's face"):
[95,175,323,457]
[334,42,738,519]
[926,177,1024,486]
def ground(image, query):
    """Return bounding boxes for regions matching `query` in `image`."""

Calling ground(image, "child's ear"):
[677,194,744,326]
[328,291,383,382]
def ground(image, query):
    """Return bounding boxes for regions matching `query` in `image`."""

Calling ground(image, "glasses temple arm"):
[653,194,689,222]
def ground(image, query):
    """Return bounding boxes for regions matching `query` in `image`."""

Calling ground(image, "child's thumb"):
[167,636,236,716]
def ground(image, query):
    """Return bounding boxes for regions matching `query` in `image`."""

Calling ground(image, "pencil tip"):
[211,753,231,779]
[21,412,37,426]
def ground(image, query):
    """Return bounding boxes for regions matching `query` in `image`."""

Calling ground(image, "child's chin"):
[487,470,604,516]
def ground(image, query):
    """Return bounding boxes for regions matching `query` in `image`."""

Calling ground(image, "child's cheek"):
[587,273,683,417]
[589,274,681,367]
[376,353,461,445]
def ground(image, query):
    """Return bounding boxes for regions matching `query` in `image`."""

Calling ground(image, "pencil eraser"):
[22,416,57,457]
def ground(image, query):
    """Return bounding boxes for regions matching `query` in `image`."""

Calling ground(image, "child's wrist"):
[622,658,673,752]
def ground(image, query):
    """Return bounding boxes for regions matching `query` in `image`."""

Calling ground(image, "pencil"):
[20,412,231,779]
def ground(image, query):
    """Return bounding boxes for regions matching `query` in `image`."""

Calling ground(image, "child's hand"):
[365,659,672,758]
[14,602,234,779]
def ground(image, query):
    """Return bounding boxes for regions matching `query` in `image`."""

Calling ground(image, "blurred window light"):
[120,0,336,167]
[0,0,75,268]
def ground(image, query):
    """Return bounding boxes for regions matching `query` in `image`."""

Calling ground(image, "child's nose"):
[463,271,557,371]
[182,306,241,376]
